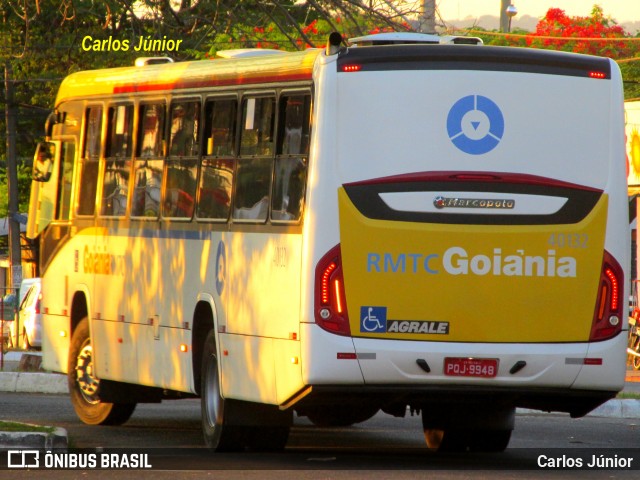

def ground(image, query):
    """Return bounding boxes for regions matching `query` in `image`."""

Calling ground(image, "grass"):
[617,391,640,400]
[0,420,55,433]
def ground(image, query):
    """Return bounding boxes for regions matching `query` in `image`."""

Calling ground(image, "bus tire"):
[201,329,244,451]
[68,318,136,426]
[424,428,511,452]
[470,429,512,452]
[248,425,290,451]
[424,429,466,452]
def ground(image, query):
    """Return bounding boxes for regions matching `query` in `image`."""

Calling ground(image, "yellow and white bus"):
[28,32,629,452]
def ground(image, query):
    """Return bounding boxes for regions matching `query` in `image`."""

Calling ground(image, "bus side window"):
[101,105,133,217]
[169,101,200,157]
[197,159,233,220]
[272,94,311,223]
[56,141,75,221]
[198,99,236,221]
[234,96,275,222]
[33,142,55,182]
[163,101,200,219]
[203,99,236,157]
[132,103,165,218]
[277,94,311,156]
[77,106,102,216]
[240,97,275,156]
[163,158,198,218]
[137,103,165,158]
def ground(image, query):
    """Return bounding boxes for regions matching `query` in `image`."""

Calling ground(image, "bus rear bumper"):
[289,383,618,419]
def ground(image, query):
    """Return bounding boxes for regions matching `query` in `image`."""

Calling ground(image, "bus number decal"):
[548,233,588,249]
[273,245,287,268]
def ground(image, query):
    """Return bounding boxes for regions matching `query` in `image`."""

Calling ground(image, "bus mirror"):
[33,141,55,182]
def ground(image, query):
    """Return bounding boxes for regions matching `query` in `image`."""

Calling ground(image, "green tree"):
[469,6,640,99]
[0,1,422,219]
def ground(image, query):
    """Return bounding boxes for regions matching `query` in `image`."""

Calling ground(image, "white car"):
[10,279,42,350]
[1,293,17,349]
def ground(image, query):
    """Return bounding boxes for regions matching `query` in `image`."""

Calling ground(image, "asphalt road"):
[0,391,639,479]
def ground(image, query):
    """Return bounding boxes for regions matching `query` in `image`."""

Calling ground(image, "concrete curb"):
[517,399,640,418]
[0,372,67,395]
[0,426,68,449]
[587,398,640,418]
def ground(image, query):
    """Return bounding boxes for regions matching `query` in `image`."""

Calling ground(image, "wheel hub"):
[75,341,100,404]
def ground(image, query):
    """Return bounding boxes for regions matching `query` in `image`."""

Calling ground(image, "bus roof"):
[55,48,321,105]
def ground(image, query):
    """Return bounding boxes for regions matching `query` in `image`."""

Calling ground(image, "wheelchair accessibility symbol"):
[447,95,504,155]
[360,306,387,333]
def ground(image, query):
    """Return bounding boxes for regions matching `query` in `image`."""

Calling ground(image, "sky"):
[437,1,640,24]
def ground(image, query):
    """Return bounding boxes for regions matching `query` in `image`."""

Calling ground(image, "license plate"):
[444,357,498,378]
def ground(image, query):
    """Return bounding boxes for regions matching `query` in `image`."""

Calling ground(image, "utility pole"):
[420,0,436,34]
[500,0,511,32]
[5,62,22,291]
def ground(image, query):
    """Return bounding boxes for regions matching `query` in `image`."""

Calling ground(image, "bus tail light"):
[315,245,351,336]
[342,64,361,72]
[590,250,623,342]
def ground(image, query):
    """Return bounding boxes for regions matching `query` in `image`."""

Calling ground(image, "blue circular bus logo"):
[447,95,504,155]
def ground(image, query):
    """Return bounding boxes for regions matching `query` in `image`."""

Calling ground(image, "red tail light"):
[342,64,361,72]
[314,245,351,336]
[35,293,41,315]
[590,251,624,341]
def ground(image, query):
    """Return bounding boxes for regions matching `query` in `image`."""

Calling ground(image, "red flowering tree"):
[522,6,639,60]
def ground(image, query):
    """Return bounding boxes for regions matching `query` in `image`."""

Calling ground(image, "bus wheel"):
[469,429,512,452]
[247,425,290,451]
[68,318,136,425]
[201,330,243,451]
[424,429,467,452]
[424,428,511,452]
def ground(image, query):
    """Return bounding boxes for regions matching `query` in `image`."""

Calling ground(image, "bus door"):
[27,139,76,269]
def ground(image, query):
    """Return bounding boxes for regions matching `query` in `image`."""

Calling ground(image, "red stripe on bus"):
[344,171,603,193]
[113,72,313,94]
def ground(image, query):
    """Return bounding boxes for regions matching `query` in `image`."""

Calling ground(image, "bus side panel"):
[126,232,208,392]
[226,231,303,340]
[273,338,304,404]
[299,324,365,385]
[91,320,138,384]
[219,333,277,404]
[41,313,70,373]
[575,333,628,390]
[41,232,95,374]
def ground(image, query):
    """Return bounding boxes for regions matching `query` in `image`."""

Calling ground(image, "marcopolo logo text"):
[366,247,577,278]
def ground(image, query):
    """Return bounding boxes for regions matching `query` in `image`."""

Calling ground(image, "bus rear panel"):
[299,44,628,426]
